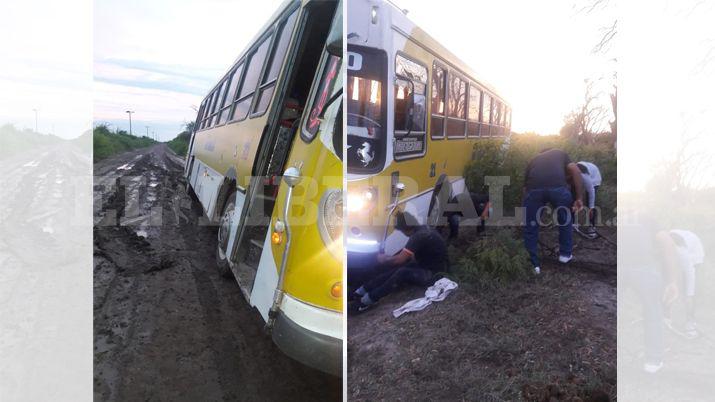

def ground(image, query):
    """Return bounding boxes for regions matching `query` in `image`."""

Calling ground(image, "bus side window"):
[506,107,512,133]
[394,54,427,159]
[430,63,446,139]
[211,79,229,126]
[446,72,467,138]
[231,33,273,122]
[205,90,218,128]
[467,84,480,137]
[219,63,244,125]
[197,100,207,130]
[492,101,501,135]
[394,54,427,133]
[481,94,491,136]
[254,9,299,116]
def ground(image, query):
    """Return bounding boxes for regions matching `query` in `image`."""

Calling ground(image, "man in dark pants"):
[523,148,584,274]
[349,211,447,313]
[446,192,490,240]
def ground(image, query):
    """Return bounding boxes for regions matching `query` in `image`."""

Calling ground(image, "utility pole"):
[125,110,134,135]
[32,109,38,133]
[146,126,149,138]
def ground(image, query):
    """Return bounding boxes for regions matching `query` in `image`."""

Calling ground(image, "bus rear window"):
[347,46,387,174]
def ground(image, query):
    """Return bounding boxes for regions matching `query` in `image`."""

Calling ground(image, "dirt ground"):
[93,144,340,401]
[348,226,617,401]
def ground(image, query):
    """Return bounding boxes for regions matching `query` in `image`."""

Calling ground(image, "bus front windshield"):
[347,46,386,174]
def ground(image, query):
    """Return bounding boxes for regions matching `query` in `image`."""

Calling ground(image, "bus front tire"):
[216,191,236,279]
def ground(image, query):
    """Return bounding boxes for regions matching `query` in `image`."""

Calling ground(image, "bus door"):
[222,0,340,301]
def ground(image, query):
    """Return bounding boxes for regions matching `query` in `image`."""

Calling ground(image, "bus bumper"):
[272,295,342,377]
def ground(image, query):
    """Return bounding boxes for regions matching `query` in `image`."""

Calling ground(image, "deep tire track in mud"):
[94,145,340,401]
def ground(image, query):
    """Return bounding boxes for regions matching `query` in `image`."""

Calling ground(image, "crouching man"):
[349,211,448,313]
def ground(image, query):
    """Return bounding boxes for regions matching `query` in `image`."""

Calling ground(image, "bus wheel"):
[215,191,236,279]
[427,174,450,228]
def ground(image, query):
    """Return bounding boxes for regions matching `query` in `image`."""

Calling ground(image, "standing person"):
[668,229,705,338]
[574,161,602,239]
[620,213,680,373]
[523,148,584,274]
[349,211,447,313]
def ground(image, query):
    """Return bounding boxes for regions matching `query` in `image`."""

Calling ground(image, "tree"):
[560,79,610,143]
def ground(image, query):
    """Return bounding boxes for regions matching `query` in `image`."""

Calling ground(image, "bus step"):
[255,194,276,202]
[250,239,264,249]
[245,238,264,267]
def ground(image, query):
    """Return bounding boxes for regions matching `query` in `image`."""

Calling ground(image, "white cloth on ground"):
[392,278,458,318]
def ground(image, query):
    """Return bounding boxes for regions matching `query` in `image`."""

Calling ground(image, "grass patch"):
[166,130,190,157]
[93,124,156,162]
[0,124,62,160]
[450,228,530,287]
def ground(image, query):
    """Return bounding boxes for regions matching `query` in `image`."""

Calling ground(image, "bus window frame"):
[252,6,300,118]
[393,51,428,162]
[210,78,230,126]
[229,29,275,124]
[430,59,448,140]
[301,51,342,144]
[445,69,468,140]
[346,44,388,175]
[216,62,245,127]
[481,92,492,136]
[467,83,481,138]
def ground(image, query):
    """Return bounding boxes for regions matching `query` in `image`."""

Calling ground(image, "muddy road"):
[93,144,340,401]
[1,140,92,401]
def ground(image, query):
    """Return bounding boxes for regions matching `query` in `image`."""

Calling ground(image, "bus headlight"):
[319,189,343,246]
[347,187,377,213]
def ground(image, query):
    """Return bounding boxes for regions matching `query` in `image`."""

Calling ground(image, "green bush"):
[93,124,157,162]
[451,229,531,287]
[464,133,617,220]
[167,130,190,157]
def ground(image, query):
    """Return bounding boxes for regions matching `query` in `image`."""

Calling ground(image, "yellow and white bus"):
[346,0,511,269]
[185,0,343,376]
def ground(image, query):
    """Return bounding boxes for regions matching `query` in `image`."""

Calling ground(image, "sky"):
[618,0,715,191]
[396,0,616,135]
[0,0,92,139]
[93,0,285,141]
[2,0,610,140]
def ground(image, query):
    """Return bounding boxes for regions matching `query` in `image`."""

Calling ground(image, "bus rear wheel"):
[216,191,236,279]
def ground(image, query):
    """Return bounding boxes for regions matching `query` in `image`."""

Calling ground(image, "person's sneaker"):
[534,266,541,275]
[685,321,699,339]
[558,254,574,264]
[347,300,371,315]
[583,226,598,239]
[643,360,664,374]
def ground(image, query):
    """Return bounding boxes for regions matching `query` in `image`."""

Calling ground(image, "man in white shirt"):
[575,161,602,239]
[669,229,705,338]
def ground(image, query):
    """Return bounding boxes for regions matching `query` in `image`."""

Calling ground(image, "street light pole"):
[32,109,38,133]
[146,126,149,138]
[125,110,134,135]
